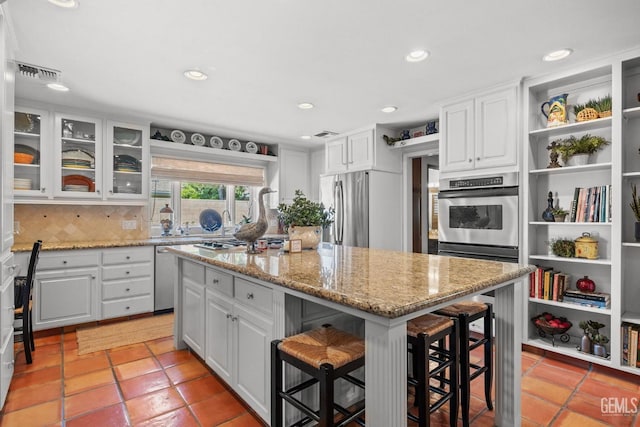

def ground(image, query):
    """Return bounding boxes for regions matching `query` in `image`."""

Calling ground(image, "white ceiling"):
[6,0,640,147]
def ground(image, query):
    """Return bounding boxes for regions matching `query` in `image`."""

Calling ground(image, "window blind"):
[151,156,265,186]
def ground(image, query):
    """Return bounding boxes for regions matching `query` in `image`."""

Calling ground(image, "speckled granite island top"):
[168,244,535,319]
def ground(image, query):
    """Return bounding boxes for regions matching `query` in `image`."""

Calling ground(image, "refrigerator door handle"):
[335,180,344,244]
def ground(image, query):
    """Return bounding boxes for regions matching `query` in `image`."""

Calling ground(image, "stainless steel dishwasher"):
[154,246,175,313]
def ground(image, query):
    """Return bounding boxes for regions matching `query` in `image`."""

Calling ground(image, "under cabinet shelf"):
[529,221,611,226]
[388,133,439,150]
[529,298,612,315]
[14,163,40,169]
[14,131,40,139]
[150,140,277,164]
[530,162,612,175]
[622,242,640,247]
[529,116,612,137]
[621,311,640,324]
[529,255,612,265]
[61,137,96,144]
[622,172,640,178]
[622,106,640,119]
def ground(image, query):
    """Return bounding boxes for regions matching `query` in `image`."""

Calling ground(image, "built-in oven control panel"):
[441,171,518,191]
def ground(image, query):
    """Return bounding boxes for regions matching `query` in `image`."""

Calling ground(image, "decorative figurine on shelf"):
[401,130,410,140]
[542,191,555,222]
[541,93,569,127]
[425,120,438,135]
[382,135,400,146]
[234,187,276,253]
[159,204,174,236]
[546,141,562,168]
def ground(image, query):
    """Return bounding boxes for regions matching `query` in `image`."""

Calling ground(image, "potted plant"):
[549,237,575,257]
[630,184,640,241]
[594,95,612,118]
[587,320,609,358]
[552,207,568,222]
[277,190,334,249]
[553,134,610,166]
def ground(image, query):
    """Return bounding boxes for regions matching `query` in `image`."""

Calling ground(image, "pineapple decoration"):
[574,95,611,122]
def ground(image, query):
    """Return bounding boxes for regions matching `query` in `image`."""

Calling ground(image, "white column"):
[494,280,522,426]
[365,319,408,427]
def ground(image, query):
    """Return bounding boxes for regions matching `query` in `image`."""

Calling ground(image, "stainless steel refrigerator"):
[319,170,402,250]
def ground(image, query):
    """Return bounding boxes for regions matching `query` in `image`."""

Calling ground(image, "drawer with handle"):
[205,267,233,297]
[38,251,99,270]
[102,263,152,281]
[234,278,272,314]
[102,247,154,265]
[101,295,153,318]
[102,276,152,300]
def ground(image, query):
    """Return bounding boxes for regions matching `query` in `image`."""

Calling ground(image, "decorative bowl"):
[531,314,572,335]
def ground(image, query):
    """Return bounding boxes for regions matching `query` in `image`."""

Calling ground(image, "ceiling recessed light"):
[47,0,79,8]
[381,106,398,113]
[183,69,208,81]
[543,48,573,62]
[300,135,312,140]
[297,102,314,110]
[405,49,429,63]
[46,82,69,92]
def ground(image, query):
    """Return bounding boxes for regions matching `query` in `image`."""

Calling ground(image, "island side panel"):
[365,319,408,427]
[494,280,523,426]
[173,256,187,350]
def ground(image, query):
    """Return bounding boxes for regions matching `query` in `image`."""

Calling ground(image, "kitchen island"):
[168,243,534,426]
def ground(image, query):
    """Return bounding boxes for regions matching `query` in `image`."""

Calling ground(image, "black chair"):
[14,240,42,364]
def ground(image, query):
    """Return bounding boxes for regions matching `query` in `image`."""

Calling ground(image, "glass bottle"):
[542,191,555,222]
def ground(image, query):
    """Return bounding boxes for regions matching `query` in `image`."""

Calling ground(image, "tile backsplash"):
[14,205,148,244]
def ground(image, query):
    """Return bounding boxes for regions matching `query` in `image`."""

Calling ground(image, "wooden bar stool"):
[407,313,459,427]
[271,324,366,427]
[435,301,493,427]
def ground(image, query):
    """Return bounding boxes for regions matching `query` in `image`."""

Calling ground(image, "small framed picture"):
[289,239,302,253]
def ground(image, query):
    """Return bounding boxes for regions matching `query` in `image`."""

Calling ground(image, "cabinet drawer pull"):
[125,288,130,292]
[125,271,130,275]
[212,279,220,284]
[91,275,96,279]
[226,313,232,319]
[246,293,254,300]
[126,256,130,260]
[231,316,238,322]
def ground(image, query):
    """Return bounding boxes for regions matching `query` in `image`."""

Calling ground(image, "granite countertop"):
[167,244,535,319]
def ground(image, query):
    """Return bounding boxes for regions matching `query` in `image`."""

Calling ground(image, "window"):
[150,179,259,236]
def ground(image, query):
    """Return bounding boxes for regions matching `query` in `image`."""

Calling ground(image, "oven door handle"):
[438,187,518,198]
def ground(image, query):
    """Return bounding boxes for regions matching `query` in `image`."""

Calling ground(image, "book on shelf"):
[622,323,629,365]
[529,267,568,302]
[563,289,610,302]
[561,295,610,308]
[569,185,611,223]
[629,326,639,368]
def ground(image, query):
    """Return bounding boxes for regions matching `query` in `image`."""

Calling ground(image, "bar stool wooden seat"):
[271,325,366,427]
[407,313,459,427]
[435,301,493,427]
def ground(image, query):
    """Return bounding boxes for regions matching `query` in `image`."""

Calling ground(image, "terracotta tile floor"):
[2,329,640,426]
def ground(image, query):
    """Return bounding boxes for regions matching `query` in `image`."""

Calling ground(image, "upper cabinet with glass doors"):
[14,107,50,197]
[54,113,103,199]
[104,121,148,200]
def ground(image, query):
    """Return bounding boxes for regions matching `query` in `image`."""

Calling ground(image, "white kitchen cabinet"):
[181,261,205,358]
[34,266,98,330]
[440,85,518,174]
[104,121,149,201]
[325,126,401,175]
[101,247,154,319]
[14,107,51,198]
[54,113,103,199]
[205,288,233,383]
[277,147,310,204]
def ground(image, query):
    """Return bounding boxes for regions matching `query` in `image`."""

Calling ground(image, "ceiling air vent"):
[15,62,61,82]
[314,130,339,138]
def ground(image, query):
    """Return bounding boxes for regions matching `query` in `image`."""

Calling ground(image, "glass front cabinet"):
[54,113,103,199]
[105,121,148,200]
[14,107,50,197]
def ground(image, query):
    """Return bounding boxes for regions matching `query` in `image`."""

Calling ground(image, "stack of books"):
[569,185,611,223]
[621,323,640,368]
[528,267,569,302]
[561,289,610,309]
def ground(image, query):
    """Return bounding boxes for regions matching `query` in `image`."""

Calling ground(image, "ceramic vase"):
[580,334,592,354]
[593,343,607,358]
[566,153,590,167]
[542,191,555,222]
[288,225,321,249]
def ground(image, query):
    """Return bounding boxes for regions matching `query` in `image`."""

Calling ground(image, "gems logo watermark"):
[601,397,639,416]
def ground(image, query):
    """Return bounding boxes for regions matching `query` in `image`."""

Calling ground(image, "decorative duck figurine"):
[234,187,276,253]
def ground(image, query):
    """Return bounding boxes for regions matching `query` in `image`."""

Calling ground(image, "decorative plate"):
[191,133,206,146]
[114,154,141,172]
[170,130,186,144]
[15,144,40,164]
[245,141,258,154]
[199,209,223,232]
[114,128,141,146]
[62,175,95,192]
[228,139,241,151]
[209,136,223,148]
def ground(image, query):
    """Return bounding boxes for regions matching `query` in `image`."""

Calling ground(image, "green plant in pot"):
[587,320,609,358]
[277,190,334,249]
[549,237,575,257]
[551,207,568,222]
[553,134,610,166]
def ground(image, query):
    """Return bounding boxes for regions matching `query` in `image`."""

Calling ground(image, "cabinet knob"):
[126,256,130,260]
[41,188,46,193]
[246,293,254,300]
[212,279,220,284]
[125,288,130,292]
[231,316,238,322]
[63,260,67,264]
[226,313,232,319]
[8,265,17,273]
[96,189,101,194]
[109,190,113,194]
[125,271,130,275]
[468,158,473,163]
[125,306,130,310]
[91,275,96,279]
[476,157,480,161]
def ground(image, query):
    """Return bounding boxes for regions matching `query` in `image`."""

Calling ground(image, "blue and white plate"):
[199,209,222,232]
